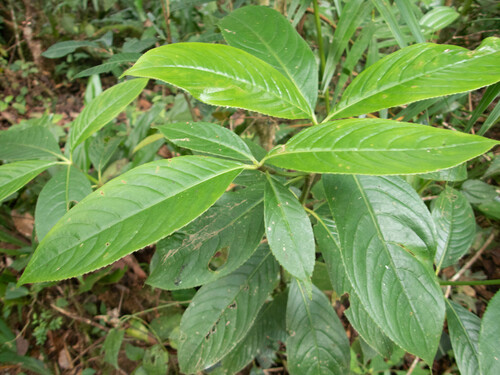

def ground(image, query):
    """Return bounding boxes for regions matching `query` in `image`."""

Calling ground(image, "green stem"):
[440,279,500,286]
[300,173,316,205]
[312,0,330,115]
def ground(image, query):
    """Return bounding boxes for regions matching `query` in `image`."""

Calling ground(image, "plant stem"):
[300,173,316,205]
[312,0,330,115]
[440,279,500,286]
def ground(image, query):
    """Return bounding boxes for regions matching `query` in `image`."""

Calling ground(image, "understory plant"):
[1,4,500,374]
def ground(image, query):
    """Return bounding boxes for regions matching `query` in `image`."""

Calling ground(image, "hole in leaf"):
[208,246,230,272]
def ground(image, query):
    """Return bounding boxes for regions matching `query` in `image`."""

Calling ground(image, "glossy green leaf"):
[74,52,141,78]
[264,174,315,281]
[479,291,500,375]
[432,187,475,271]
[286,280,350,375]
[394,0,425,43]
[156,122,256,162]
[264,118,498,175]
[328,37,500,120]
[147,184,264,289]
[446,299,481,375]
[461,180,498,204]
[323,175,444,364]
[420,6,459,34]
[0,127,63,161]
[178,245,279,374]
[219,5,318,110]
[19,156,245,284]
[465,82,500,133]
[103,328,125,369]
[0,160,58,203]
[215,291,287,374]
[418,164,467,182]
[35,167,93,241]
[124,43,313,120]
[371,0,408,48]
[69,78,148,151]
[314,216,394,358]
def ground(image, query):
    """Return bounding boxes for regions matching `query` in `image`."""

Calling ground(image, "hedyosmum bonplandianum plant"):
[1,5,499,374]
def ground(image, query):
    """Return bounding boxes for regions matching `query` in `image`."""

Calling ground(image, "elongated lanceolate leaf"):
[156,122,256,162]
[0,127,63,161]
[178,245,279,374]
[147,184,264,289]
[69,78,148,151]
[445,300,481,375]
[124,43,313,120]
[328,37,500,120]
[263,118,499,175]
[432,187,475,271]
[219,6,318,110]
[264,174,315,281]
[42,40,100,58]
[19,156,245,284]
[479,291,500,375]
[418,164,467,182]
[35,167,92,241]
[0,160,58,203]
[286,280,350,375]
[323,175,444,364]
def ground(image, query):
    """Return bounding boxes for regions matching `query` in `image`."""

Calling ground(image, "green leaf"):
[124,43,313,120]
[0,160,58,203]
[323,175,444,364]
[286,280,350,375]
[0,127,63,161]
[156,122,256,162]
[394,0,425,43]
[69,78,148,151]
[432,187,475,271]
[19,156,245,284]
[445,300,481,375]
[89,134,125,174]
[418,164,467,182]
[461,179,498,204]
[74,53,141,78]
[420,6,459,34]
[264,174,315,281]
[142,345,169,375]
[263,118,498,175]
[178,245,279,374]
[147,184,264,289]
[328,37,500,120]
[42,40,100,58]
[103,328,125,369]
[219,5,318,110]
[35,166,93,241]
[479,291,500,375]
[371,0,408,48]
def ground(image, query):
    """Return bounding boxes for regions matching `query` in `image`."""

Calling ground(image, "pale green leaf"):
[103,328,125,369]
[446,300,481,375]
[263,118,498,175]
[394,0,425,43]
[147,184,264,289]
[420,6,459,34]
[35,166,92,241]
[0,127,63,161]
[286,280,350,375]
[219,5,318,110]
[461,180,498,204]
[124,43,313,120]
[328,37,500,120]
[156,122,256,162]
[0,160,58,203]
[432,187,475,270]
[323,175,444,364]
[264,174,315,281]
[178,245,279,374]
[479,291,500,375]
[69,78,148,151]
[371,0,408,48]
[19,156,245,284]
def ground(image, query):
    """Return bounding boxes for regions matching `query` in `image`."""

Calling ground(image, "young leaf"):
[264,174,315,281]
[147,184,264,289]
[328,37,500,120]
[219,5,318,110]
[69,78,148,151]
[124,43,313,120]
[478,291,500,375]
[0,160,58,203]
[19,156,246,284]
[35,166,92,241]
[286,280,350,375]
[156,122,257,162]
[263,118,499,175]
[432,187,475,271]
[178,245,279,374]
[323,175,444,364]
[0,127,63,161]
[445,300,481,375]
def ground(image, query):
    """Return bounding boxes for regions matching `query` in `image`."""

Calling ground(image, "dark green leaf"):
[479,291,500,375]
[42,40,100,58]
[418,164,467,182]
[74,53,141,78]
[0,127,63,161]
[103,328,125,369]
[89,135,125,174]
[461,180,498,204]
